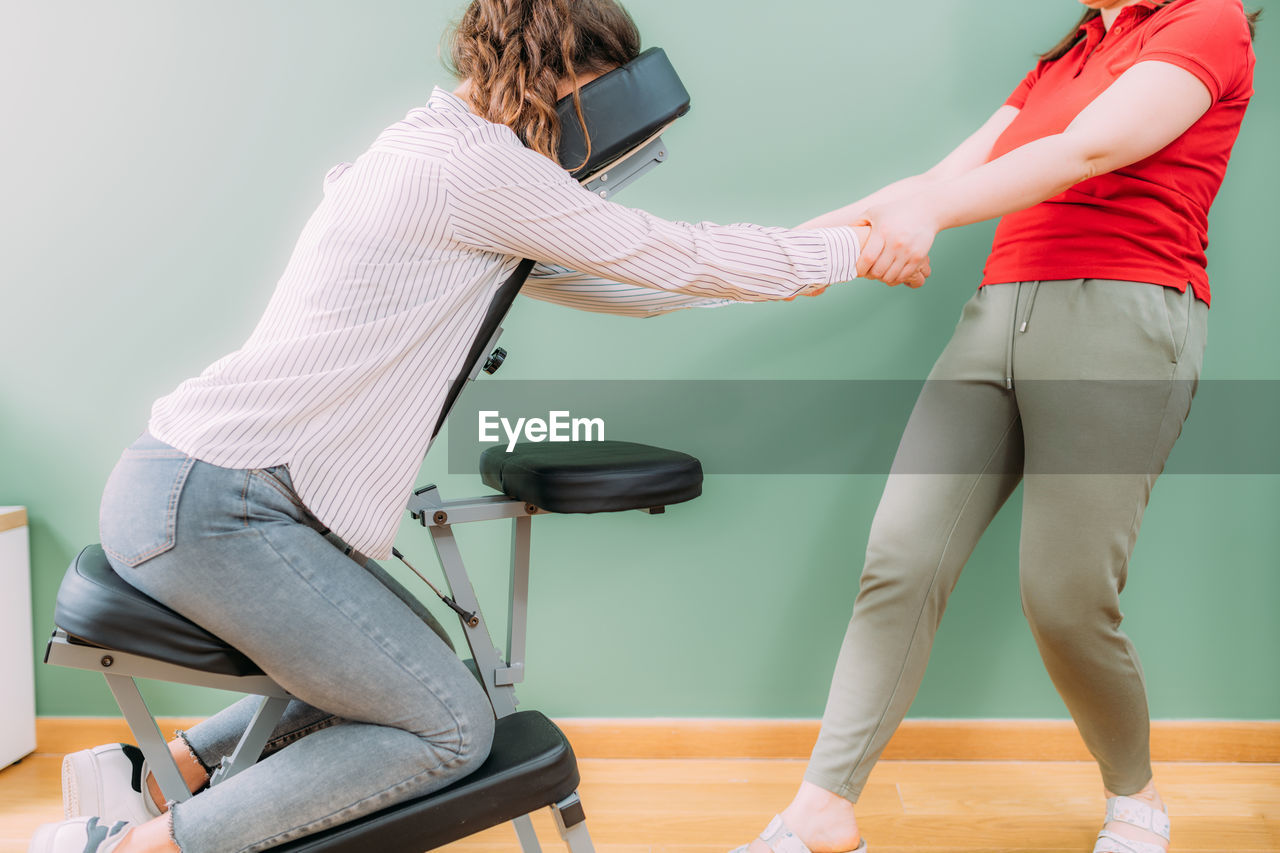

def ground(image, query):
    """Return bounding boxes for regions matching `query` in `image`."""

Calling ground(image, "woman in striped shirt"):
[33,2,888,852]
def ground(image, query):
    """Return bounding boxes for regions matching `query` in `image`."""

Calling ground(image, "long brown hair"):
[446,0,641,164]
[1042,2,1262,62]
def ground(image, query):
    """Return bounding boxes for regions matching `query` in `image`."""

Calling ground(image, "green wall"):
[2,1,1276,720]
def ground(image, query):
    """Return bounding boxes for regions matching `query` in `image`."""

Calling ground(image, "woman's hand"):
[857,196,940,288]
[789,223,924,299]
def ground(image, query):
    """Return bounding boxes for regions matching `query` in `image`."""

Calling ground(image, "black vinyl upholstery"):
[274,711,580,853]
[557,47,690,179]
[480,440,703,513]
[53,545,261,677]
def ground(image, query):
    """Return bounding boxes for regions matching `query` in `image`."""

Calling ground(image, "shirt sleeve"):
[521,263,735,318]
[441,138,860,302]
[1137,0,1253,102]
[1005,59,1051,109]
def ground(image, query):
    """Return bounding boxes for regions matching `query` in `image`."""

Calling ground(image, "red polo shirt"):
[981,0,1255,305]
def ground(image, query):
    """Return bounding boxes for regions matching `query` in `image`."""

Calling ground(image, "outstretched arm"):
[856,61,1214,284]
[520,263,734,318]
[442,138,864,303]
[799,105,1021,231]
[521,224,872,318]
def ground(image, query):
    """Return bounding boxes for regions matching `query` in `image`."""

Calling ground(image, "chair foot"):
[552,793,596,853]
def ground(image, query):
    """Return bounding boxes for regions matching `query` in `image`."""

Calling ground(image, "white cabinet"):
[0,507,36,767]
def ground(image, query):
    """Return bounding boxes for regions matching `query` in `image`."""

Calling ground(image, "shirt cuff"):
[812,226,862,285]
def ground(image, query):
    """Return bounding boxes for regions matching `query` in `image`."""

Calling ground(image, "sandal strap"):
[757,815,814,853]
[1104,796,1171,840]
[1093,828,1168,853]
[730,816,867,853]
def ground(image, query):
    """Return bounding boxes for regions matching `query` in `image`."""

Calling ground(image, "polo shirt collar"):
[1121,0,1164,23]
[1079,14,1104,36]
[1079,0,1164,36]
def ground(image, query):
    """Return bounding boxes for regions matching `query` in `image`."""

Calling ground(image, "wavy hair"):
[446,0,641,166]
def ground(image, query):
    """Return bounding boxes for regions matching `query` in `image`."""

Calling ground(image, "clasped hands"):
[855,195,939,288]
[797,194,940,297]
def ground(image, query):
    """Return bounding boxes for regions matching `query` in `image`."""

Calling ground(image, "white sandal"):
[1093,795,1171,853]
[729,814,867,853]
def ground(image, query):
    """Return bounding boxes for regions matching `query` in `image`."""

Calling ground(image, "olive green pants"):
[806,279,1207,802]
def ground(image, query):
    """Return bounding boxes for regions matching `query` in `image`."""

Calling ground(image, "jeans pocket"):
[99,444,196,567]
[245,464,318,527]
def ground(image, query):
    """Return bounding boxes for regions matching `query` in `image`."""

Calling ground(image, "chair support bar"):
[103,673,191,805]
[47,630,294,805]
[408,486,538,526]
[505,515,532,688]
[45,631,290,697]
[427,522,521,717]
[208,695,292,787]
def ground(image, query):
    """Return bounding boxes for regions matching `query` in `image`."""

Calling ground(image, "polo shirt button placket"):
[1073,17,1107,77]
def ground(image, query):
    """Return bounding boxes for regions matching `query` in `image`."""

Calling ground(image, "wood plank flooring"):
[2,752,1276,852]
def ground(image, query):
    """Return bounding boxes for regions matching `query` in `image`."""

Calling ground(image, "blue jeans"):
[98,433,495,853]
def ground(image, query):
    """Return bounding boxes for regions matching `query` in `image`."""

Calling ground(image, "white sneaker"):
[29,817,134,852]
[62,744,162,826]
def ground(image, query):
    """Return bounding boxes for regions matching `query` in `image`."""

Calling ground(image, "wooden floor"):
[1,752,1276,852]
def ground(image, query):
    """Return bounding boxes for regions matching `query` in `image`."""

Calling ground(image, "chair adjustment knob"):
[482,347,507,375]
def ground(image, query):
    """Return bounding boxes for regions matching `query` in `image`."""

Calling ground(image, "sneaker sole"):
[60,750,94,819]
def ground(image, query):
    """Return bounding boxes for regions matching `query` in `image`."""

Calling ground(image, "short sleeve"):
[1137,0,1253,101]
[1005,60,1051,109]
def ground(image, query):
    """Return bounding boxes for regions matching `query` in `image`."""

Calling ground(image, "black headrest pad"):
[556,47,690,179]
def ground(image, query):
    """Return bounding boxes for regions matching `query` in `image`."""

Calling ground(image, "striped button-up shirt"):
[149,87,860,559]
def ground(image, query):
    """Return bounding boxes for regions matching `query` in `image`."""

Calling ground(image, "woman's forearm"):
[799,173,938,229]
[855,134,1091,283]
[922,132,1095,232]
[920,62,1215,234]
[802,105,1021,232]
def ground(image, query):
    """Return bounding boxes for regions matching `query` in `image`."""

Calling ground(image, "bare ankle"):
[146,739,210,811]
[170,736,211,791]
[1105,780,1163,807]
[779,782,861,853]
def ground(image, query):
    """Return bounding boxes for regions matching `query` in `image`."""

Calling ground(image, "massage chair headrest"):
[555,47,691,182]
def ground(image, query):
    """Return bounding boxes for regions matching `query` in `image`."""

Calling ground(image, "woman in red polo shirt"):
[734,2,1258,853]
